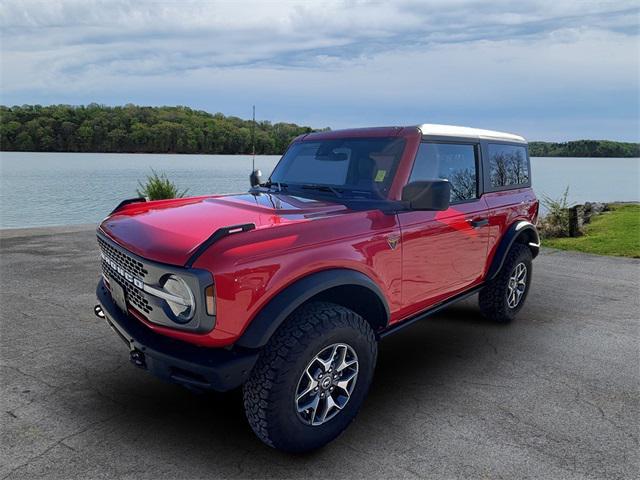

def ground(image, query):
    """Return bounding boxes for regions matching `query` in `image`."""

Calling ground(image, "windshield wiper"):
[300,184,343,198]
[261,181,288,192]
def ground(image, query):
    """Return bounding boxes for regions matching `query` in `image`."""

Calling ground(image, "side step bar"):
[379,284,484,339]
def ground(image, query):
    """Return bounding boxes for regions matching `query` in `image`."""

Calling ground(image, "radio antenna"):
[248,105,263,188]
[251,105,256,171]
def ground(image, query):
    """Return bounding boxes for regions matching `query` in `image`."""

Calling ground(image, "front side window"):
[270,137,406,198]
[487,144,529,188]
[409,143,478,202]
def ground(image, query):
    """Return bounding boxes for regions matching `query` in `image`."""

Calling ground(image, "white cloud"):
[1,0,638,140]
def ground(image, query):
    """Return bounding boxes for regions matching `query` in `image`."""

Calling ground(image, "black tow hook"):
[130,349,147,369]
[94,305,105,319]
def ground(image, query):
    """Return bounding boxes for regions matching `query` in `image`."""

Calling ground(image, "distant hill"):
[529,140,639,158]
[0,104,320,155]
[1,104,638,157]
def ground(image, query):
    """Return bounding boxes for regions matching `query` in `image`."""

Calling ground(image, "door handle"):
[467,218,489,228]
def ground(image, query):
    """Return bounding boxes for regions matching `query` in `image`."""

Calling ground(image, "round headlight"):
[162,275,195,322]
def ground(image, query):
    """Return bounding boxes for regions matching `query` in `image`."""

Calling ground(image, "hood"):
[99,193,349,266]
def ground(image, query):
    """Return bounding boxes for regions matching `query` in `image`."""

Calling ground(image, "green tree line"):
[0,104,321,154]
[1,104,638,157]
[529,140,639,158]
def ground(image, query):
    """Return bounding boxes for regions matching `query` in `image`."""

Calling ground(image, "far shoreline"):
[1,150,638,159]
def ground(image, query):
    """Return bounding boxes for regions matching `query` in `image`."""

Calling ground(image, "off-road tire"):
[479,243,532,323]
[243,301,377,452]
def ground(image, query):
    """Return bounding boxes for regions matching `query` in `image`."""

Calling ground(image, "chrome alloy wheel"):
[295,343,359,426]
[507,262,527,309]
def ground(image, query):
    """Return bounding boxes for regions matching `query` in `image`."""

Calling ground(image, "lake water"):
[0,152,638,229]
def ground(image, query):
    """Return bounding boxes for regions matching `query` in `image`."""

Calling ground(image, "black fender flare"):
[487,221,540,281]
[235,268,390,349]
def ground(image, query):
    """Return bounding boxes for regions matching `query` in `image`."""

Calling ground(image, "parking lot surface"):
[1,226,638,479]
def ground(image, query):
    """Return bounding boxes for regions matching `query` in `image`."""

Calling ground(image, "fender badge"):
[387,236,399,250]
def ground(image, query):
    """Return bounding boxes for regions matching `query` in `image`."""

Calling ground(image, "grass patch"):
[543,204,640,258]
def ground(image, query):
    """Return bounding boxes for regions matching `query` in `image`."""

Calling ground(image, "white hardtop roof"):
[417,124,526,143]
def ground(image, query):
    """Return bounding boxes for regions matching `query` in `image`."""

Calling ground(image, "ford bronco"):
[94,124,539,452]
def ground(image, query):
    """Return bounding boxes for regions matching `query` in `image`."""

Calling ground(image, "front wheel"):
[479,243,532,323]
[243,302,377,452]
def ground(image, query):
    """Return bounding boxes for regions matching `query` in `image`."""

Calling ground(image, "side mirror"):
[250,169,262,187]
[401,180,451,211]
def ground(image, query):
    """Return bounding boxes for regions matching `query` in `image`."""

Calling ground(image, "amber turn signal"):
[205,285,216,316]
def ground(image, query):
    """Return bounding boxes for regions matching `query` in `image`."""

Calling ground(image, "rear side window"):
[487,144,530,188]
[409,143,478,202]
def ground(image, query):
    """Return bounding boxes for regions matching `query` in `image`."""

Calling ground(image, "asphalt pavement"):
[1,226,638,479]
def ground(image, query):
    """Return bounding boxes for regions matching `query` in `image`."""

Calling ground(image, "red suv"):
[95,124,539,452]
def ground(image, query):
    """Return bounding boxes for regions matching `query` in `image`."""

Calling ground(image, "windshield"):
[269,137,406,198]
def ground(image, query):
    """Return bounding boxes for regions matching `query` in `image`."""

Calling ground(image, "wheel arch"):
[235,268,390,349]
[486,220,539,281]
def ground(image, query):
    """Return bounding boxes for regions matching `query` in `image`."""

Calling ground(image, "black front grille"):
[97,236,148,279]
[98,237,152,315]
[101,260,153,315]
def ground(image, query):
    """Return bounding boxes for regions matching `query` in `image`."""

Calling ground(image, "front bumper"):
[96,279,258,391]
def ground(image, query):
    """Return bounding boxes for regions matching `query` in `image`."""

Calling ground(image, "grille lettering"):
[101,252,145,290]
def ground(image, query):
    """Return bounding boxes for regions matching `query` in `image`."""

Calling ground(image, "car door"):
[398,141,490,314]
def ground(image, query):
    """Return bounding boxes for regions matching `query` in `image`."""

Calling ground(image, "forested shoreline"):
[528,140,639,158]
[0,104,318,154]
[1,104,638,157]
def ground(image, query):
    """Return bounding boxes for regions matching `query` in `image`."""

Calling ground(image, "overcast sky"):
[1,0,638,141]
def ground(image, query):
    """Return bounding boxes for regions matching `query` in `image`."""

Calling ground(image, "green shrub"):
[136,169,188,200]
[538,186,573,238]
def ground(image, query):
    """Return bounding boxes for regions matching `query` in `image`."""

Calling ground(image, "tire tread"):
[243,301,376,450]
[479,243,532,323]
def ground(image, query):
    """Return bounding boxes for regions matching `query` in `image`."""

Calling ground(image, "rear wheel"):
[243,301,377,452]
[479,243,532,323]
